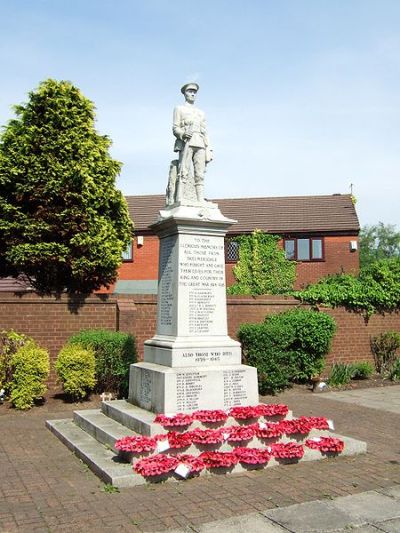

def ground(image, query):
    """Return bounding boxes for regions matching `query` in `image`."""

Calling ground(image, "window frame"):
[284,237,325,262]
[225,238,240,263]
[122,240,134,262]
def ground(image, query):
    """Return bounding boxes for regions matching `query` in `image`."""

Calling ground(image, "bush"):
[350,361,374,379]
[370,331,400,375]
[0,330,28,394]
[294,258,400,317]
[238,308,336,394]
[10,340,50,409]
[68,330,136,396]
[328,363,354,386]
[56,344,96,400]
[389,358,400,381]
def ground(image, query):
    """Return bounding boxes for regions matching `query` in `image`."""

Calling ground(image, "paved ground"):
[1,385,400,532]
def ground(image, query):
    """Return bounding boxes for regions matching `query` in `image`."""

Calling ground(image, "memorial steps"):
[47,399,367,488]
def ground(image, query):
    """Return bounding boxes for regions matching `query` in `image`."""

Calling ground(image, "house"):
[112,193,360,293]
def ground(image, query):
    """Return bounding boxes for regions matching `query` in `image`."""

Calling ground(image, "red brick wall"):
[2,293,397,387]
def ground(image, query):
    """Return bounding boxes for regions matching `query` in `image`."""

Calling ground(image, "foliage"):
[370,331,400,375]
[328,363,354,386]
[389,359,400,382]
[68,329,136,396]
[238,308,336,394]
[0,330,28,393]
[227,230,296,295]
[10,340,50,409]
[0,79,133,294]
[294,258,400,317]
[55,343,96,400]
[350,361,374,380]
[360,222,400,268]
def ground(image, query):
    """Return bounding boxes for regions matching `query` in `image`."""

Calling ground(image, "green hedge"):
[10,340,50,409]
[68,330,136,396]
[56,343,96,400]
[238,308,336,394]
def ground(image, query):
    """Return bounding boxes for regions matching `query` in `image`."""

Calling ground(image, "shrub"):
[328,363,354,387]
[0,330,28,394]
[56,344,96,400]
[370,331,400,375]
[350,361,374,379]
[389,358,400,381]
[68,330,136,396]
[238,308,336,394]
[10,340,50,409]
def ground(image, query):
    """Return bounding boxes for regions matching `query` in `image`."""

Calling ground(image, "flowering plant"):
[270,442,304,459]
[153,413,193,427]
[199,451,238,468]
[192,409,228,423]
[255,422,285,439]
[233,447,271,465]
[255,404,289,417]
[188,428,225,444]
[305,437,344,453]
[175,454,205,473]
[115,435,157,453]
[229,406,258,419]
[226,424,256,442]
[163,431,192,449]
[133,454,179,476]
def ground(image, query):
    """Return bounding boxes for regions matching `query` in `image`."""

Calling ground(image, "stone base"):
[144,335,241,367]
[128,362,259,414]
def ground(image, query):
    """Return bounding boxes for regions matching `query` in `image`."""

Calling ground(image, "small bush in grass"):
[56,344,96,400]
[328,363,354,387]
[370,331,400,375]
[238,308,336,394]
[68,330,136,396]
[10,341,50,409]
[389,358,400,381]
[350,361,374,380]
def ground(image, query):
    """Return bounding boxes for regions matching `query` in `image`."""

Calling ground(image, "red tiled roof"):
[125,194,360,235]
[0,276,32,292]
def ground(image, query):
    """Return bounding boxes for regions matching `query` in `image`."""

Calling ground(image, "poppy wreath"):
[255,421,285,439]
[175,454,205,473]
[158,431,193,449]
[254,404,289,417]
[188,428,225,444]
[226,424,256,442]
[270,442,304,459]
[115,435,157,453]
[199,451,239,468]
[192,409,228,423]
[228,406,259,419]
[305,437,344,453]
[153,413,193,427]
[233,447,271,465]
[134,454,179,476]
[306,416,330,430]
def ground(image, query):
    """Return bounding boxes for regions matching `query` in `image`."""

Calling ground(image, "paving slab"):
[166,513,288,532]
[375,517,400,532]
[331,491,400,523]
[320,386,400,415]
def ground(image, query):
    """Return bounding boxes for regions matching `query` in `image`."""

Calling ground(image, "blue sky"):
[1,0,399,227]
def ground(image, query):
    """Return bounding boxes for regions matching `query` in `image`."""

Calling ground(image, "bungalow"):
[112,193,360,294]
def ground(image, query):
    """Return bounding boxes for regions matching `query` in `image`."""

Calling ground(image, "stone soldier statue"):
[166,83,213,206]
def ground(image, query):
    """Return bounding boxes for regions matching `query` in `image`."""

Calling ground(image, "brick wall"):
[2,293,398,388]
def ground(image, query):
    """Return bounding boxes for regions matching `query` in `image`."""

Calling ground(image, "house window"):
[225,239,239,263]
[122,241,133,262]
[284,238,324,261]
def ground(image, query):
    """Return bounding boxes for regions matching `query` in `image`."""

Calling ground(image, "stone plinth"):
[129,204,259,413]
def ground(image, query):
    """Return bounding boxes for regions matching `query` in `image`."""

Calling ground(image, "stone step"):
[100,399,293,436]
[46,418,146,487]
[73,409,132,450]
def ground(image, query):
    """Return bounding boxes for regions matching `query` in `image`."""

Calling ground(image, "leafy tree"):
[227,230,296,295]
[360,222,400,268]
[0,79,133,294]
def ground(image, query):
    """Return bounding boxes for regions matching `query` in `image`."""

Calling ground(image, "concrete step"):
[73,409,133,450]
[46,418,146,487]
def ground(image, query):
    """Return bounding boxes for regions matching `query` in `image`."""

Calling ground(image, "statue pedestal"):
[128,205,258,413]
